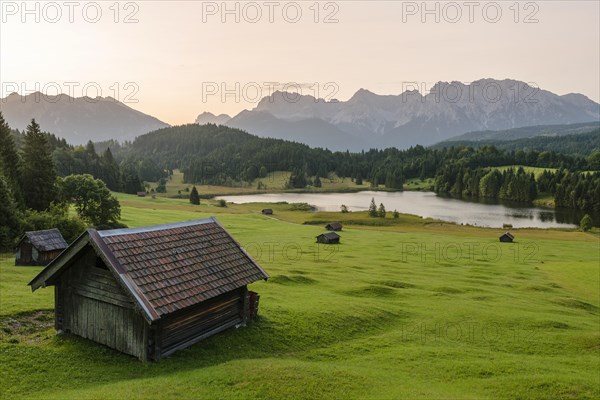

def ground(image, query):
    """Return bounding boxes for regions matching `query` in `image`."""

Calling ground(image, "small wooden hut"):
[29,218,269,361]
[325,222,343,231]
[15,229,68,266]
[499,232,514,243]
[316,232,340,244]
[261,209,273,215]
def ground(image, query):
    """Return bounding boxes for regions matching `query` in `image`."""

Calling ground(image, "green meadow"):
[1,195,599,399]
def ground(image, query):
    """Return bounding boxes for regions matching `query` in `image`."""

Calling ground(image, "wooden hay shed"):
[325,222,343,231]
[499,232,514,243]
[15,229,68,266]
[316,232,340,244]
[29,217,269,361]
[261,209,273,215]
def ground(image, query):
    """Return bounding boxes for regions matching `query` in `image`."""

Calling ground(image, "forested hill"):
[432,129,600,156]
[122,123,322,172]
[106,123,599,216]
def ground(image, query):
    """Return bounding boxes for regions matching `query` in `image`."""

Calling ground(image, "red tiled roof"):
[95,218,269,317]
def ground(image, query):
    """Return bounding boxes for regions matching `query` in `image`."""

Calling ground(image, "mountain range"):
[2,79,598,149]
[0,92,169,145]
[196,78,600,150]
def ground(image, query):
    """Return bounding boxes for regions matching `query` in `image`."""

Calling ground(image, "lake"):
[218,191,583,229]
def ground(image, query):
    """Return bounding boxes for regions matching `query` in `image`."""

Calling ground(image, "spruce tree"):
[0,111,23,207]
[190,186,200,205]
[355,173,363,185]
[0,176,22,249]
[20,119,57,211]
[378,203,386,218]
[368,197,378,217]
[100,148,121,191]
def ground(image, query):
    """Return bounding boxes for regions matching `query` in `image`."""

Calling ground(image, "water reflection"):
[218,191,588,229]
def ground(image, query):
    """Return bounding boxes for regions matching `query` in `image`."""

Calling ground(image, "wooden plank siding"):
[158,288,244,359]
[59,248,147,359]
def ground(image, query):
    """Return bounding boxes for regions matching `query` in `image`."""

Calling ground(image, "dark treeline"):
[11,130,158,195]
[434,166,538,203]
[434,129,600,157]
[111,124,597,183]
[539,170,600,212]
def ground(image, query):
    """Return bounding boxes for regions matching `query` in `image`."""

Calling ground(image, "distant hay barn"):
[316,232,340,244]
[325,222,343,231]
[15,229,67,266]
[29,218,269,361]
[261,209,273,215]
[499,232,514,243]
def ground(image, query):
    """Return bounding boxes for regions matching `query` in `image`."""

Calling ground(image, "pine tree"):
[120,162,144,194]
[355,173,363,185]
[378,203,386,218]
[368,197,378,217]
[0,176,22,249]
[0,111,23,207]
[190,186,200,205]
[20,119,57,211]
[100,148,121,191]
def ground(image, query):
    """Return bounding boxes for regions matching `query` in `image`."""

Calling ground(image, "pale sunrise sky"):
[1,1,599,125]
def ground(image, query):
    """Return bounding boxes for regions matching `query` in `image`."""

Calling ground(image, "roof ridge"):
[97,217,217,237]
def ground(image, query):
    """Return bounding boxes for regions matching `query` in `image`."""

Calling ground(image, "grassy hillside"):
[1,196,599,399]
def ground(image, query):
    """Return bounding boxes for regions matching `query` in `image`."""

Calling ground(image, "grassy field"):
[494,166,558,177]
[147,170,372,198]
[1,195,599,399]
[147,170,439,198]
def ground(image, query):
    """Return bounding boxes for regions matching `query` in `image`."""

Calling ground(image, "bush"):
[21,206,86,244]
[340,204,349,213]
[216,199,227,207]
[580,214,593,231]
[289,203,314,211]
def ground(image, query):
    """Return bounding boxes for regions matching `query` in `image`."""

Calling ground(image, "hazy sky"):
[1,1,599,125]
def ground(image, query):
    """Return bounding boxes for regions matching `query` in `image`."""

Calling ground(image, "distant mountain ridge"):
[197,78,600,151]
[1,92,169,144]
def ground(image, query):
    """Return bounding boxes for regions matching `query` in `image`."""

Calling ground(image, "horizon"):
[1,1,599,125]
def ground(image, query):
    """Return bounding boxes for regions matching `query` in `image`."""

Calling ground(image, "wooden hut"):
[29,218,269,361]
[316,232,340,244]
[325,222,343,231]
[136,191,147,197]
[15,229,68,266]
[499,232,514,243]
[261,209,273,215]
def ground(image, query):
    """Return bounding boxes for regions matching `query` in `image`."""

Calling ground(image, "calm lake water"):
[218,191,583,229]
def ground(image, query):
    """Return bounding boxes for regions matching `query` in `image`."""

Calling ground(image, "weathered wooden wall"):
[157,287,245,359]
[16,244,62,266]
[58,246,148,360]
